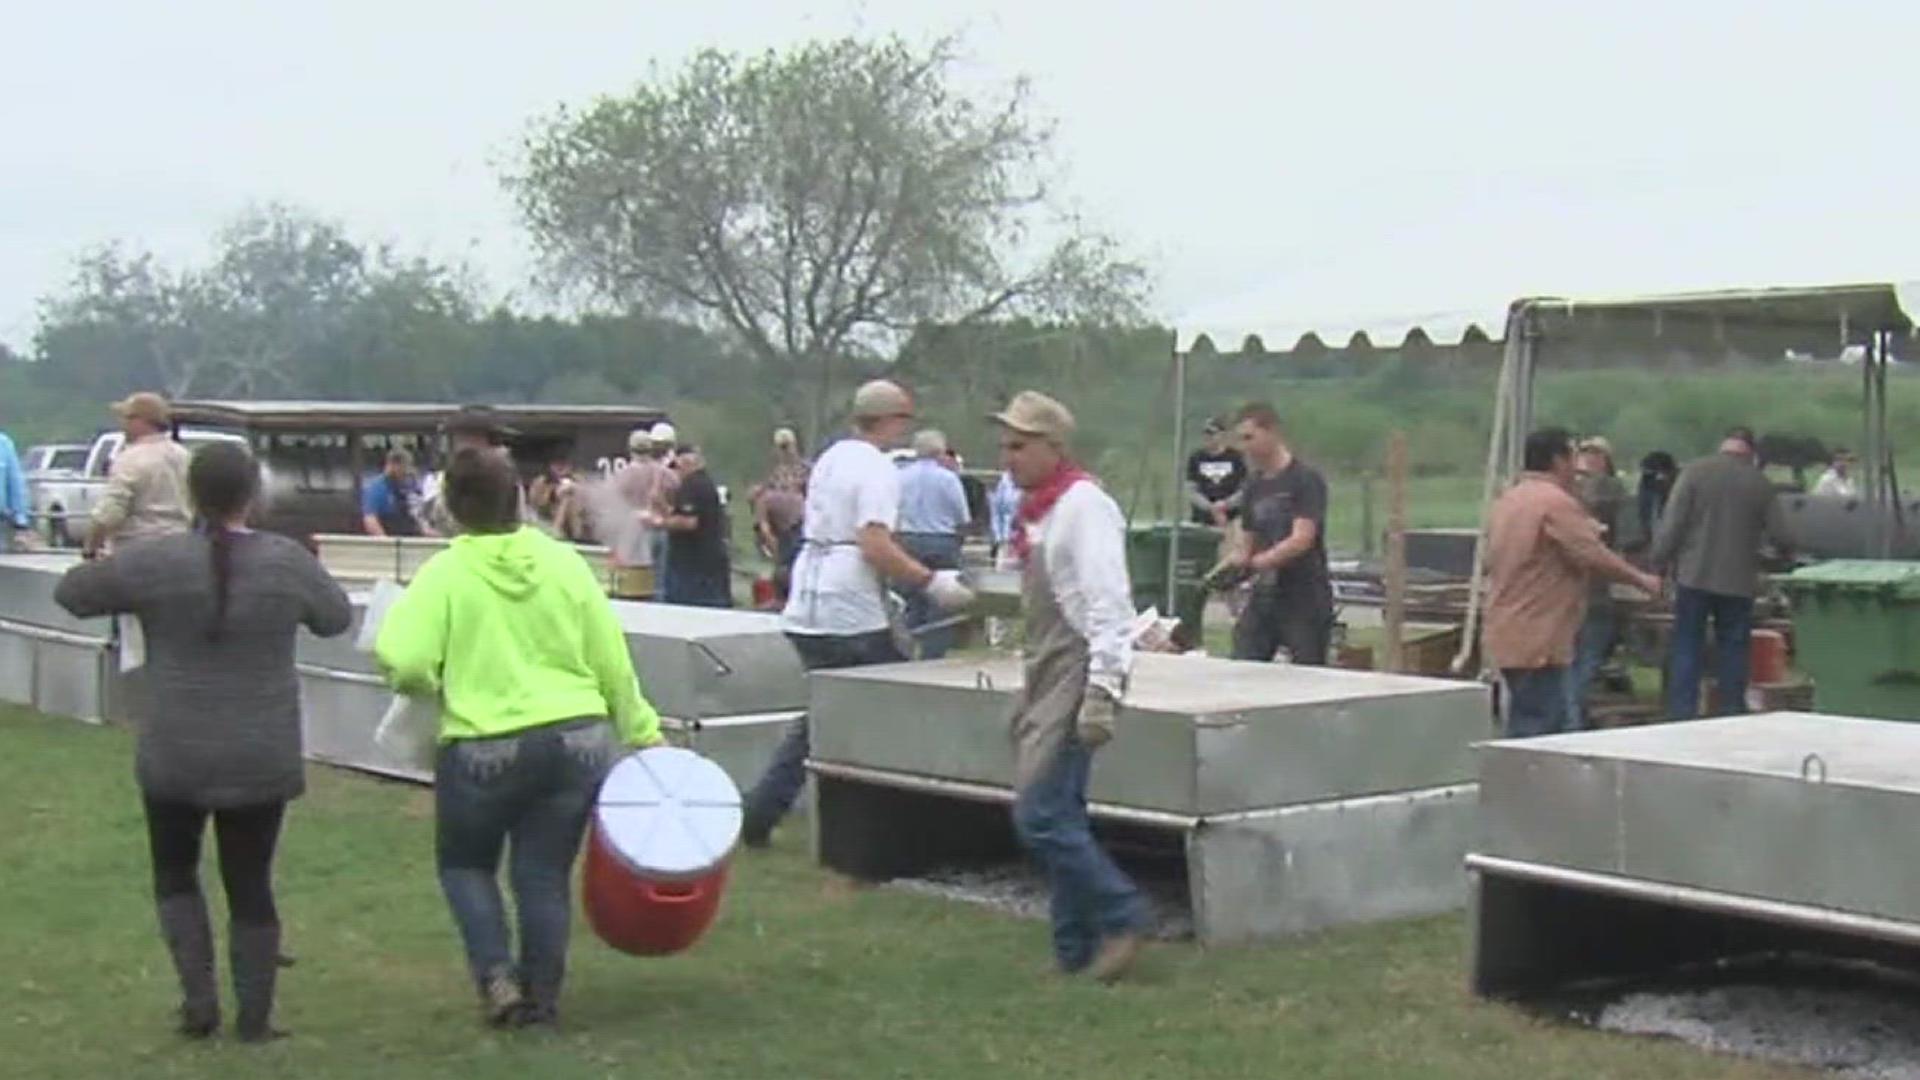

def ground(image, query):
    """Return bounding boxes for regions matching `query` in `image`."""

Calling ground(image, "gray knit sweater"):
[55,531,353,807]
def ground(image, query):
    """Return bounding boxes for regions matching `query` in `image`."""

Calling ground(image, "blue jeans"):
[651,533,672,600]
[1501,666,1572,738]
[897,533,963,660]
[741,630,906,843]
[435,718,620,1014]
[1564,604,1618,732]
[1013,738,1148,972]
[665,566,734,608]
[1667,586,1754,721]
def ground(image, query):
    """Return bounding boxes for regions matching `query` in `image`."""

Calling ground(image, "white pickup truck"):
[33,429,245,546]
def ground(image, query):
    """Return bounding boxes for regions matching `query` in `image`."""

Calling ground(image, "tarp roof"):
[1519,282,1916,336]
[1174,279,1919,353]
[172,400,667,433]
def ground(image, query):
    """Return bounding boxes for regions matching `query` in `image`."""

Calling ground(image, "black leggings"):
[144,798,287,925]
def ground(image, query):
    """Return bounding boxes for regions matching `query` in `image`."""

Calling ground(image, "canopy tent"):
[1161,278,1919,664]
[1451,282,1919,671]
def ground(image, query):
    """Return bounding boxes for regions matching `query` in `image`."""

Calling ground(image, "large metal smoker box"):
[1470,713,1920,999]
[292,594,808,790]
[807,654,1487,944]
[0,554,133,724]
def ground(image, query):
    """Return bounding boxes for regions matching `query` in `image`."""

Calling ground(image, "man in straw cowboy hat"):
[87,391,192,557]
[991,390,1148,983]
[739,380,974,847]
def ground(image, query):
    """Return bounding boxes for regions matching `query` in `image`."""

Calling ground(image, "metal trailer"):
[806,654,1489,944]
[1469,713,1920,999]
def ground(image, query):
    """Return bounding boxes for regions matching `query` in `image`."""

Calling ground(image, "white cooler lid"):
[595,747,742,878]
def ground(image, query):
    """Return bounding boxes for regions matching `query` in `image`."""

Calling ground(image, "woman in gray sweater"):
[56,441,352,1042]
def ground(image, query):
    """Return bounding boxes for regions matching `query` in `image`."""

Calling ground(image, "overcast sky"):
[4,0,1916,351]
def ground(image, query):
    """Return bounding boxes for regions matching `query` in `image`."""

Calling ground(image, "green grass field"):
[0,705,1812,1079]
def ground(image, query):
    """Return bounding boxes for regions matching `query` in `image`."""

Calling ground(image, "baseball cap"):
[111,391,171,428]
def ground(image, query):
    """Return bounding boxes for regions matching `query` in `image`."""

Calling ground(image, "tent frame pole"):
[1168,334,1186,617]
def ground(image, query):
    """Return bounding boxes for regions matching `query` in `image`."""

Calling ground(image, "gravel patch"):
[1582,959,1920,1077]
[886,863,1194,940]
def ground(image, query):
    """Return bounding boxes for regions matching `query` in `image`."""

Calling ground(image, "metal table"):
[1470,713,1920,997]
[807,654,1488,944]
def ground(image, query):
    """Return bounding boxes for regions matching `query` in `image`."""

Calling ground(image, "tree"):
[506,35,1149,441]
[32,206,485,402]
[34,245,212,397]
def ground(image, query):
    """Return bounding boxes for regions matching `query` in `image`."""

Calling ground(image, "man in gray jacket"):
[1650,428,1788,719]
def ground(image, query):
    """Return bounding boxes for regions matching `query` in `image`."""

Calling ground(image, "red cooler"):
[584,746,741,956]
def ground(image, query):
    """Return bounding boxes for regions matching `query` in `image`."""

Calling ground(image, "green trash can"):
[1780,560,1920,720]
[1125,523,1221,648]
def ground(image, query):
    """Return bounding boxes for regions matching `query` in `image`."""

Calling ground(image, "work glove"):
[925,569,976,612]
[1078,687,1118,750]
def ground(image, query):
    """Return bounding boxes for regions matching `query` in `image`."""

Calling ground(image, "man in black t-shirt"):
[1226,402,1334,665]
[661,444,734,608]
[1186,418,1248,526]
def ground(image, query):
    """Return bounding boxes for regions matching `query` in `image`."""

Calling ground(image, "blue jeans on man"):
[741,630,906,845]
[1501,666,1573,738]
[897,533,963,659]
[650,532,671,601]
[1564,603,1618,731]
[664,567,734,608]
[1666,586,1754,720]
[1013,738,1150,973]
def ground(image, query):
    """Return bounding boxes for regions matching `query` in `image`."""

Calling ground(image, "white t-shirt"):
[782,438,901,636]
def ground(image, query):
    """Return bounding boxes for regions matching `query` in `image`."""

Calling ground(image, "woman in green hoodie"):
[375,448,662,1029]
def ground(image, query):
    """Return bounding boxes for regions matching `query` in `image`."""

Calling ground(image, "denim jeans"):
[1231,586,1333,665]
[741,630,905,843]
[1013,738,1148,972]
[1564,603,1619,731]
[1666,586,1754,721]
[435,717,619,1013]
[897,533,963,660]
[1500,666,1572,738]
[651,533,672,601]
[665,566,734,608]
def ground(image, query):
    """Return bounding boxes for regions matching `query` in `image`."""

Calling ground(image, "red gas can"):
[583,746,741,957]
[1750,629,1789,685]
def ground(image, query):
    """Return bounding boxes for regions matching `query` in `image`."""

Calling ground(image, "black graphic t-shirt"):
[1187,448,1248,522]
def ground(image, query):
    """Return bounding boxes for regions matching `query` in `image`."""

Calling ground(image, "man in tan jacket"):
[86,392,192,557]
[1484,428,1662,737]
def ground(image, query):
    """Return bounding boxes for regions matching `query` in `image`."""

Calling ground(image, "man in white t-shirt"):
[740,380,974,847]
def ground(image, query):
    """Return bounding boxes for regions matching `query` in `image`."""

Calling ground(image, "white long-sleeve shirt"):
[1025,479,1134,699]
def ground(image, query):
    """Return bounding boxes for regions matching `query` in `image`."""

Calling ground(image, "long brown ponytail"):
[187,442,260,642]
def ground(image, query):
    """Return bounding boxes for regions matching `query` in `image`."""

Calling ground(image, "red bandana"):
[1010,461,1093,563]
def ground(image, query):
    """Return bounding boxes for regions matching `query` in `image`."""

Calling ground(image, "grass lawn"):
[0,705,1809,1080]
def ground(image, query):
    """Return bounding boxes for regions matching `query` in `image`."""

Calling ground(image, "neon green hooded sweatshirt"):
[374,527,661,747]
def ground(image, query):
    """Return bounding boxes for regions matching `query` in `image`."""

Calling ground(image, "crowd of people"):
[1485,425,1789,737]
[0,381,1845,1043]
[27,379,1156,1043]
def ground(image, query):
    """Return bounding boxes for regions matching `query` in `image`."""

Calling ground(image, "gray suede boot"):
[229,922,286,1043]
[155,894,220,1038]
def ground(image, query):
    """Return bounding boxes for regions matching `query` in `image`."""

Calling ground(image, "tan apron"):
[1008,547,1092,792]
